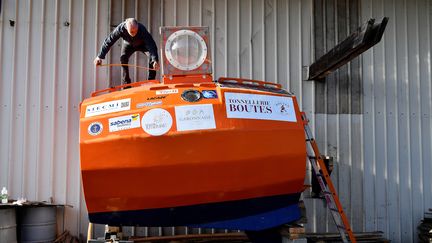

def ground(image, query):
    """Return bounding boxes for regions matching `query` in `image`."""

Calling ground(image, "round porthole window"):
[165,30,208,71]
[181,90,202,102]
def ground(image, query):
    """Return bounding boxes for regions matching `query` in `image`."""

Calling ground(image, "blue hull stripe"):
[189,204,301,230]
[89,193,301,230]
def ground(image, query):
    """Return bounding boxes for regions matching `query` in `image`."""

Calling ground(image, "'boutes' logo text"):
[227,98,272,114]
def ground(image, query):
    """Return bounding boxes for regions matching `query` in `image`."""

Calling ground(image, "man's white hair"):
[125,18,138,28]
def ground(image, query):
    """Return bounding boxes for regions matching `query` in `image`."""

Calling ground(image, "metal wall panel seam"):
[400,0,414,240]
[134,0,139,81]
[0,0,2,81]
[361,0,377,232]
[314,0,328,232]
[422,0,432,220]
[394,0,409,239]
[261,0,265,80]
[346,0,352,112]
[65,0,72,216]
[35,0,46,200]
[249,0,252,77]
[212,0,215,75]
[93,0,99,91]
[273,0,278,83]
[187,0,190,27]
[0,0,8,188]
[348,0,364,228]
[323,0,332,232]
[374,0,389,234]
[0,0,4,188]
[301,0,315,231]
[23,0,32,198]
[387,1,401,240]
[174,0,177,26]
[297,0,302,108]
[286,0,290,91]
[69,0,84,233]
[224,0,227,77]
[236,0,240,78]
[50,0,59,201]
[345,0,354,225]
[383,0,397,239]
[78,0,86,234]
[418,0,432,233]
[408,0,423,240]
[7,0,18,195]
[199,0,202,26]
[161,0,165,27]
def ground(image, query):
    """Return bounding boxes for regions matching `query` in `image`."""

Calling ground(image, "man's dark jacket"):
[97,21,158,63]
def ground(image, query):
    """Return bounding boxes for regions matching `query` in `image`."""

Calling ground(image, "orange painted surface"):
[80,81,306,214]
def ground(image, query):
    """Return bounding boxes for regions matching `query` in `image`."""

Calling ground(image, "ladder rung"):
[330,208,340,212]
[336,224,346,229]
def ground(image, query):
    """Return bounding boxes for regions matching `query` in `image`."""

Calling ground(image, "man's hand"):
[152,61,160,70]
[94,57,102,66]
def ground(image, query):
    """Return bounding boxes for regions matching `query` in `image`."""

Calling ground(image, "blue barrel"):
[0,208,17,243]
[18,206,56,243]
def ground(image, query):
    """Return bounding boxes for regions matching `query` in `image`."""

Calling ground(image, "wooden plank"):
[130,232,249,242]
[309,17,389,81]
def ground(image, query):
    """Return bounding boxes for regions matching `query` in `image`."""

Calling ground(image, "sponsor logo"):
[225,93,297,122]
[109,114,140,132]
[85,98,131,117]
[175,104,216,131]
[276,102,290,114]
[156,89,178,95]
[202,90,218,99]
[136,101,163,108]
[146,95,167,101]
[141,108,173,136]
[88,122,103,136]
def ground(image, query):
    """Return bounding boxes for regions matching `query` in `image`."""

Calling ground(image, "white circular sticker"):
[88,122,103,136]
[141,108,173,136]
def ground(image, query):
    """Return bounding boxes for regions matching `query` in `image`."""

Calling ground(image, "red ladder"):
[301,112,357,243]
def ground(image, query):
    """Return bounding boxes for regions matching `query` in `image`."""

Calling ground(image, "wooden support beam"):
[308,17,388,81]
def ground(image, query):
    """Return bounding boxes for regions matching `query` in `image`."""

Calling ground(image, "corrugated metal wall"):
[360,1,432,242]
[0,0,431,242]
